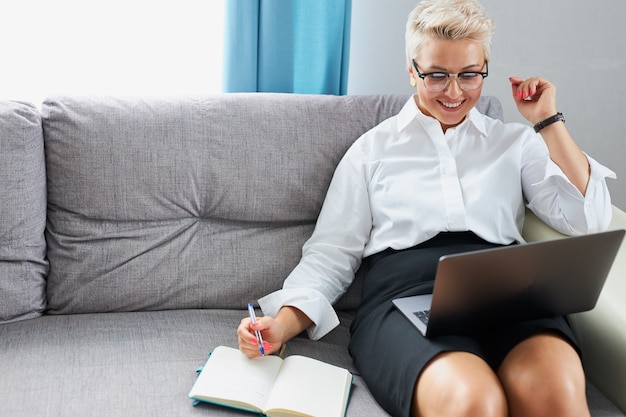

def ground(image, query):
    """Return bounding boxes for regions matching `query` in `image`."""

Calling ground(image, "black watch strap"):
[534,112,565,133]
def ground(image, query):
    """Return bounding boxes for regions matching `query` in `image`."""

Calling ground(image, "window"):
[0,0,225,107]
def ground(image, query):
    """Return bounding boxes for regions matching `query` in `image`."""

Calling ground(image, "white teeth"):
[442,102,462,108]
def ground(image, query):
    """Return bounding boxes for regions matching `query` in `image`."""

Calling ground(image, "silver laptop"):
[393,229,625,338]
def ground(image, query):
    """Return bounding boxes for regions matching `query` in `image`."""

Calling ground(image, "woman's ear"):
[408,67,417,87]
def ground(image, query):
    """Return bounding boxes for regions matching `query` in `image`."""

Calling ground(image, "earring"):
[410,78,417,87]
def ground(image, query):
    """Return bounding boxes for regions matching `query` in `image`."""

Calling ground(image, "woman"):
[237,1,615,416]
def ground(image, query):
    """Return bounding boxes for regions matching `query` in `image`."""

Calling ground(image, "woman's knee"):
[412,352,507,417]
[498,333,589,417]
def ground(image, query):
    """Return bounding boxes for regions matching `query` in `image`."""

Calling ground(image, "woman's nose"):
[445,75,463,97]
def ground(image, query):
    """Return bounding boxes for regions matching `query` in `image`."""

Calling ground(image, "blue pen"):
[247,303,265,356]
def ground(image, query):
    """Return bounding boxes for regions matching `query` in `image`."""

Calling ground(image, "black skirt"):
[348,232,579,417]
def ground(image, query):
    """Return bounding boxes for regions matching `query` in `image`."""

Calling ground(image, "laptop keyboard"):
[413,310,430,325]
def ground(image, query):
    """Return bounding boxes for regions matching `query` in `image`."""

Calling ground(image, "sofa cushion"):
[0,309,389,417]
[42,94,410,313]
[0,101,48,323]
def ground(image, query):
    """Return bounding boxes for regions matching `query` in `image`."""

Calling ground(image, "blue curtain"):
[223,0,352,95]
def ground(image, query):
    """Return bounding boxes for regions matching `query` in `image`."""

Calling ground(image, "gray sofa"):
[1,94,625,417]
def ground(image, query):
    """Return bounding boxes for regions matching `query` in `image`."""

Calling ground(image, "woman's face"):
[409,38,486,132]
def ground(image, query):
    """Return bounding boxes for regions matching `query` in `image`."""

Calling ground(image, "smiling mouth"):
[440,100,464,109]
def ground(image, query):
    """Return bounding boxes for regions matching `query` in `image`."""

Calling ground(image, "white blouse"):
[259,96,616,340]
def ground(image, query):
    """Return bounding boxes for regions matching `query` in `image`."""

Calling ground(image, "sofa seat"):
[0,309,389,416]
[0,309,623,417]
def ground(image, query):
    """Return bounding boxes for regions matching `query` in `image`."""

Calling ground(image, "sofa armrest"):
[522,206,626,413]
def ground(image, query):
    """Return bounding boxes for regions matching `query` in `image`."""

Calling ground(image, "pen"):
[247,303,265,356]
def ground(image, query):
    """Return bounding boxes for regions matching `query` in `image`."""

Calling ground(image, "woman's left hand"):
[509,76,558,126]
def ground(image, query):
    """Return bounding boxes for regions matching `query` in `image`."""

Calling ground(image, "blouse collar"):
[397,94,488,137]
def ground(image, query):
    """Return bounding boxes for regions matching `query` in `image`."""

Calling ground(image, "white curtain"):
[0,0,225,107]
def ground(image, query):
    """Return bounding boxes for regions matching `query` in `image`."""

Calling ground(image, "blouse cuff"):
[258,287,340,341]
[533,153,616,189]
[528,153,616,234]
[587,153,617,182]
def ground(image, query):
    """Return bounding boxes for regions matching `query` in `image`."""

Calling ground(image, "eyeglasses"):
[412,60,488,92]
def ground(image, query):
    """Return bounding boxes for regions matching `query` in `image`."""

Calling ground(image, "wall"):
[348,0,626,209]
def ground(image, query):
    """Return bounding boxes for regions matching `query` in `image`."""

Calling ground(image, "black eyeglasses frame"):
[411,60,489,92]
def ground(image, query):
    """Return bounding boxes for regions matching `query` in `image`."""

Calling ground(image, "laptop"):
[392,229,625,338]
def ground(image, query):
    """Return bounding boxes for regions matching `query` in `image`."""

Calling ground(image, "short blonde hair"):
[405,0,495,67]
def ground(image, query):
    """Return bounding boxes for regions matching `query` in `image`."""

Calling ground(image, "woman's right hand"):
[237,306,314,358]
[237,314,283,358]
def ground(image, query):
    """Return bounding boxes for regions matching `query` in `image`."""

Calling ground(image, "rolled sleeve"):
[258,287,340,340]
[581,154,616,231]
[527,153,616,235]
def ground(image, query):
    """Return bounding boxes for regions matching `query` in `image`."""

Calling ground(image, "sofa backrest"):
[0,101,48,323]
[42,94,502,314]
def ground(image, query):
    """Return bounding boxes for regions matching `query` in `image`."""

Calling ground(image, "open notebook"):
[189,345,353,417]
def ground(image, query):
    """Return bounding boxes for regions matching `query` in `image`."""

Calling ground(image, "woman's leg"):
[497,332,589,417]
[412,351,508,417]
